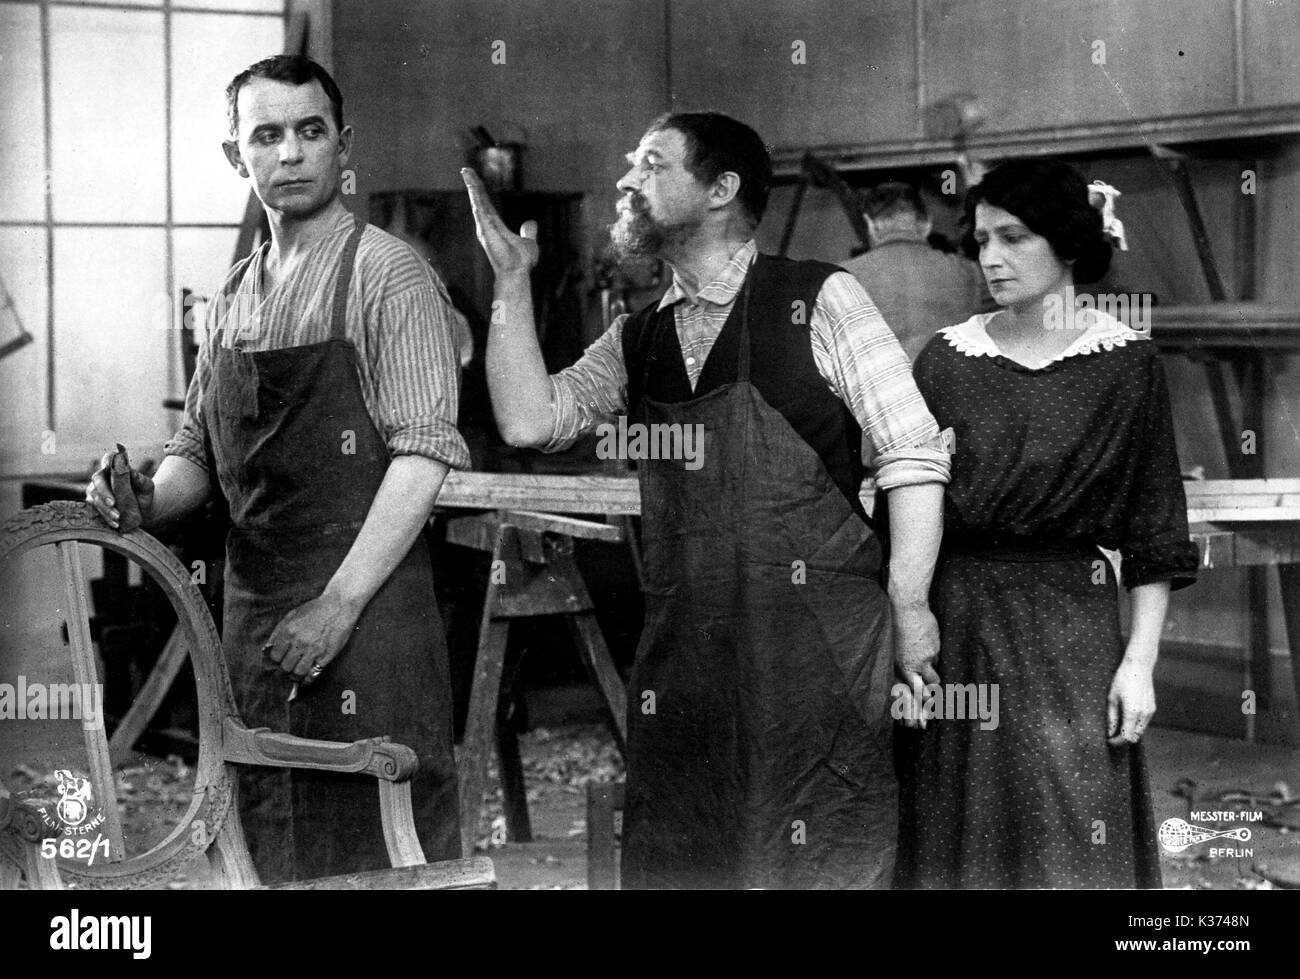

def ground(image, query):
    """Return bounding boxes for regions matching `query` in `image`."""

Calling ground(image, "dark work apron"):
[204,216,460,884]
[620,274,897,889]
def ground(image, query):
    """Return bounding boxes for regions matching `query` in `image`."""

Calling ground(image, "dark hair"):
[646,112,772,227]
[961,160,1112,284]
[861,181,927,222]
[226,55,344,137]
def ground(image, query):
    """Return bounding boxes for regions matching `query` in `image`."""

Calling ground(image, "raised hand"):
[460,167,540,277]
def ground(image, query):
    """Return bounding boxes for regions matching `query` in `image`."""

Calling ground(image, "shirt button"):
[685,356,697,366]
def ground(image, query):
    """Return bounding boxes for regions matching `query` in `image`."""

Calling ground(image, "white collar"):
[939,308,1146,365]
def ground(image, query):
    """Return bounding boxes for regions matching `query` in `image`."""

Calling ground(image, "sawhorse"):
[447,510,628,856]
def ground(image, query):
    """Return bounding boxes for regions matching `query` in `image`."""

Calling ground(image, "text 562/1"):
[40,835,111,864]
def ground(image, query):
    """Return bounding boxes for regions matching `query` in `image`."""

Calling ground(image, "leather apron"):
[620,277,897,889]
[204,216,460,883]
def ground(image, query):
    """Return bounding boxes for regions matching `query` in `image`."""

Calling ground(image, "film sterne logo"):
[1158,814,1258,858]
[596,417,705,470]
[39,770,107,838]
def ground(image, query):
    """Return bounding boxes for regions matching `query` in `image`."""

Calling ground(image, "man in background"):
[843,182,993,362]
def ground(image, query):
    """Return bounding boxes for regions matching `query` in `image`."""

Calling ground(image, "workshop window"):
[0,0,285,476]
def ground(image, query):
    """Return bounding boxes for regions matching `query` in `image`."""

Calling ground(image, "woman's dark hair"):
[646,111,772,228]
[227,55,344,137]
[960,160,1112,284]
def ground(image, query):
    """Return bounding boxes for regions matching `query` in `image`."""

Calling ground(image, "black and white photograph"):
[0,0,1296,957]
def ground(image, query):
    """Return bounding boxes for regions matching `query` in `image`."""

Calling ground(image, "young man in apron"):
[463,112,949,888]
[87,55,466,884]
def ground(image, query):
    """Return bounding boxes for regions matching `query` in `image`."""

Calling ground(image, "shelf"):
[771,103,1300,179]
[1151,303,1300,352]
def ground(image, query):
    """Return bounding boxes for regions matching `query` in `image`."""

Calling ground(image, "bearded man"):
[463,112,949,889]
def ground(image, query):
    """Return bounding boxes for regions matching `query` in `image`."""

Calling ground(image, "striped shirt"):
[166,210,471,473]
[548,239,951,491]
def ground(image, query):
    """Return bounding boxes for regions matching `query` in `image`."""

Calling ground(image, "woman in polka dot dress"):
[894,160,1199,888]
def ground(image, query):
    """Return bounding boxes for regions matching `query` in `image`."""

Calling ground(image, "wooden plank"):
[1278,564,1300,737]
[568,612,628,751]
[108,625,187,766]
[495,667,532,844]
[437,472,640,515]
[1152,305,1300,350]
[502,510,624,543]
[1188,507,1300,524]
[270,856,497,891]
[586,781,624,891]
[55,542,125,863]
[1184,478,1300,495]
[1153,149,1228,301]
[457,523,510,858]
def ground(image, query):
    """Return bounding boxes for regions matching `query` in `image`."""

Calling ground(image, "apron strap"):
[734,267,753,385]
[330,215,367,342]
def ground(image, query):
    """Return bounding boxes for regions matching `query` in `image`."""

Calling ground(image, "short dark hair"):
[226,55,344,137]
[862,181,927,222]
[961,159,1111,284]
[646,112,772,227]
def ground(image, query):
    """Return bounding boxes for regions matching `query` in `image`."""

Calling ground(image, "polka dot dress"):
[893,314,1199,889]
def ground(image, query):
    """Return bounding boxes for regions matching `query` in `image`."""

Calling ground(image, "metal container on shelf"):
[471,123,526,193]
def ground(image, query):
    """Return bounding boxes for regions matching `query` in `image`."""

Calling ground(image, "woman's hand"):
[1107,651,1156,747]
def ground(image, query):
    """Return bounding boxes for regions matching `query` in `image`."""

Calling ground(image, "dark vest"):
[622,253,867,519]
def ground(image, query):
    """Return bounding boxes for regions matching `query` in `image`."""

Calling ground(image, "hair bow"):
[1088,179,1128,251]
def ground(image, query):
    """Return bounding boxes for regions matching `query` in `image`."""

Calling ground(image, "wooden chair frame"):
[0,502,492,890]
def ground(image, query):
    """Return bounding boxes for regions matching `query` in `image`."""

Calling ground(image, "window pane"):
[171,227,240,387]
[53,228,172,464]
[0,227,49,476]
[0,4,47,221]
[176,0,285,12]
[50,7,166,222]
[171,12,284,223]
[57,0,161,6]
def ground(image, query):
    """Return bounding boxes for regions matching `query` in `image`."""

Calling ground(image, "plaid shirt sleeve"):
[809,271,952,491]
[543,316,629,452]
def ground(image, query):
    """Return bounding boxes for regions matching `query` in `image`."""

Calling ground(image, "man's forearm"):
[884,482,944,606]
[486,272,557,446]
[146,455,212,528]
[321,454,450,616]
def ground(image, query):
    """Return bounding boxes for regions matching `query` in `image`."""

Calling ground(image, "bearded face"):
[610,191,703,261]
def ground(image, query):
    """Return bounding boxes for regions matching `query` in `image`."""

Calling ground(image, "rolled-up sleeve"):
[810,271,951,491]
[163,322,212,472]
[544,316,629,452]
[369,267,472,470]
